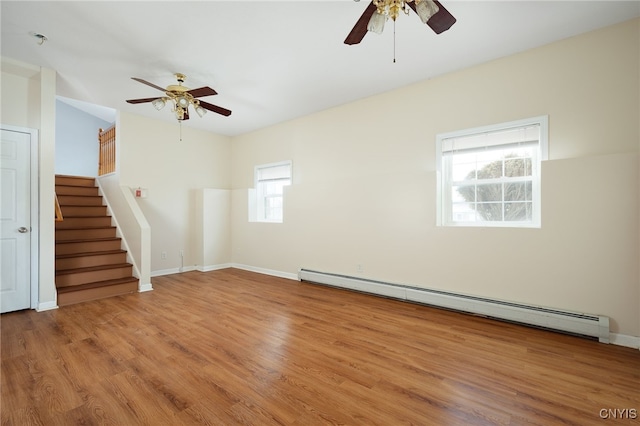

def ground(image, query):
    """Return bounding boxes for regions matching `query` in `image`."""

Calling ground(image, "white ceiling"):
[2,1,639,136]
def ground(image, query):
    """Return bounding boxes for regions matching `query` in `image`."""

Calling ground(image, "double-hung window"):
[436,116,548,228]
[254,161,292,223]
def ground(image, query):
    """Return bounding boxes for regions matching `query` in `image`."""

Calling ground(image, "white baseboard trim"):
[151,266,197,277]
[231,263,298,281]
[36,301,58,312]
[150,263,296,281]
[151,263,296,281]
[151,267,180,277]
[609,333,640,349]
[138,282,153,292]
[197,263,233,273]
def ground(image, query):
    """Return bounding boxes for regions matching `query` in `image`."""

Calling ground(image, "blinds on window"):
[441,124,540,155]
[257,163,291,182]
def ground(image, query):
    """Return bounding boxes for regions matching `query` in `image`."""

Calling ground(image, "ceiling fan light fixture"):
[195,105,207,118]
[177,96,190,109]
[152,98,166,110]
[367,11,387,34]
[415,0,439,23]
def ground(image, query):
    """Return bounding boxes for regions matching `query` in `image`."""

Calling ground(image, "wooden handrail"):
[55,193,63,222]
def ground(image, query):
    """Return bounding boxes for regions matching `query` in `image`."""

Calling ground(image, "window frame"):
[436,116,548,228]
[253,160,292,223]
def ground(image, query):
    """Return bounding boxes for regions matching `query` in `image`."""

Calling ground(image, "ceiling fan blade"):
[427,1,456,34]
[183,109,190,121]
[199,100,232,117]
[344,1,377,45]
[407,0,456,34]
[188,86,218,98]
[131,77,167,92]
[126,97,159,104]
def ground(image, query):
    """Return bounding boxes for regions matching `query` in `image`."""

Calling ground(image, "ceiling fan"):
[126,73,231,121]
[344,0,456,45]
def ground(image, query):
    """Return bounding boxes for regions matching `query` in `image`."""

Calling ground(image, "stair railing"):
[98,125,116,176]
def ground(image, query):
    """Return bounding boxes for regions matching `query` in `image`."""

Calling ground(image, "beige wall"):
[117,112,232,273]
[230,19,640,336]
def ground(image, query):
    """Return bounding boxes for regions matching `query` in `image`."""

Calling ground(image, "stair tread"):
[56,226,115,231]
[56,249,127,260]
[56,237,121,244]
[56,174,95,179]
[58,215,112,219]
[55,185,97,190]
[58,205,107,207]
[56,263,132,275]
[56,277,138,294]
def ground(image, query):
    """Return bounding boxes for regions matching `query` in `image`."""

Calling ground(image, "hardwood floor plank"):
[2,269,639,425]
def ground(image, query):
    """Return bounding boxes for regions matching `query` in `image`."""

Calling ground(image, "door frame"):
[1,124,39,309]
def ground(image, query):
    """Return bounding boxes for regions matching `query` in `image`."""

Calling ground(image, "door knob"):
[18,227,29,233]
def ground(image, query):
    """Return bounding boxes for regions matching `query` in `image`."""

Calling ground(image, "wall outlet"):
[356,264,363,273]
[161,251,167,260]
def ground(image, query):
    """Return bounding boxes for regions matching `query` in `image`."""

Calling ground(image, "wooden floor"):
[2,269,639,425]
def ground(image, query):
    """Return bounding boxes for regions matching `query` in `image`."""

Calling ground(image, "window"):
[253,161,292,223]
[436,116,548,228]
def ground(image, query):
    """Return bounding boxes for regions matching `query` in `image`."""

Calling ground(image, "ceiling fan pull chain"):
[393,19,397,63]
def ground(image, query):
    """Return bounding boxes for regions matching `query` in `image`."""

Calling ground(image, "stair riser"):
[56,266,133,287]
[56,228,116,241]
[56,240,122,255]
[56,217,112,229]
[56,186,100,196]
[57,281,138,307]
[56,252,127,271]
[57,195,104,206]
[55,176,96,187]
[61,206,108,217]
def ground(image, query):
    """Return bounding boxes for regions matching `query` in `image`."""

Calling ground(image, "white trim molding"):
[138,282,153,292]
[231,264,298,281]
[609,333,640,350]
[151,266,197,277]
[36,301,58,312]
[197,263,233,273]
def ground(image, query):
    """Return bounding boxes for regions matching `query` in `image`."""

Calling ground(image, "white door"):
[1,128,31,313]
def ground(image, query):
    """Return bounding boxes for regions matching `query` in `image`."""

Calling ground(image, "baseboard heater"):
[298,269,610,343]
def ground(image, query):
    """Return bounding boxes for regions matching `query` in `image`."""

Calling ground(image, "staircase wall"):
[97,173,152,291]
